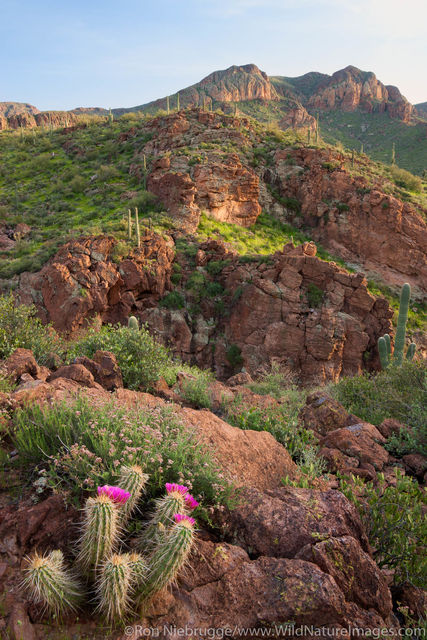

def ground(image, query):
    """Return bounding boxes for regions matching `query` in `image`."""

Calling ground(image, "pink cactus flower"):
[165,483,188,496]
[184,493,199,510]
[174,513,196,527]
[97,485,130,504]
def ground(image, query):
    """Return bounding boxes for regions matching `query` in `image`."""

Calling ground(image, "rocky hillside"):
[2,63,426,173]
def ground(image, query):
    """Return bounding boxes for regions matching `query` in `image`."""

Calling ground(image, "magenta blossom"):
[174,513,196,527]
[165,483,188,496]
[97,485,130,504]
[184,493,199,511]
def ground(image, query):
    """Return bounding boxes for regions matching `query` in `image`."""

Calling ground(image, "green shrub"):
[249,363,298,400]
[0,294,64,366]
[390,166,422,193]
[12,397,234,520]
[68,323,170,391]
[226,398,315,459]
[332,361,426,455]
[226,344,243,370]
[178,370,214,409]
[339,470,427,588]
[307,282,324,308]
[159,291,185,309]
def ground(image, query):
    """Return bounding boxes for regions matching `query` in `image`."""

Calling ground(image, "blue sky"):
[1,0,426,110]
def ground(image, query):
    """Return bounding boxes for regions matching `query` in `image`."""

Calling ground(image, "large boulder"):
[226,486,369,558]
[0,348,39,383]
[296,535,392,618]
[74,350,123,390]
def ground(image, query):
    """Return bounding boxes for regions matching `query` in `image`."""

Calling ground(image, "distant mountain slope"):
[1,64,426,173]
[0,102,40,117]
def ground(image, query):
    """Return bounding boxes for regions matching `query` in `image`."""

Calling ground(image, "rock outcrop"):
[266,146,427,293]
[17,232,174,335]
[306,66,414,122]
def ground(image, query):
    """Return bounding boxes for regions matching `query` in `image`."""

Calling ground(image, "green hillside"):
[317,111,427,176]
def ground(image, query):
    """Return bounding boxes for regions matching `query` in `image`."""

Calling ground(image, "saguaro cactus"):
[166,95,170,114]
[127,208,132,240]
[22,550,83,615]
[378,283,416,368]
[135,207,141,248]
[177,93,180,111]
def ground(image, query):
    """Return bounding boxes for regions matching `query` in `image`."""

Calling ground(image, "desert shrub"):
[96,165,120,181]
[159,291,185,309]
[226,398,315,459]
[177,370,214,410]
[249,363,298,400]
[206,260,230,277]
[339,470,427,588]
[0,294,64,366]
[12,397,234,520]
[390,166,422,193]
[68,323,170,391]
[332,361,426,455]
[226,344,243,370]
[307,282,324,308]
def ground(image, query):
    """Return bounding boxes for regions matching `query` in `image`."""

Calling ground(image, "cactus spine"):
[135,207,141,248]
[22,550,82,615]
[138,515,195,603]
[128,315,139,331]
[378,283,416,368]
[96,553,132,622]
[76,494,120,575]
[117,465,149,524]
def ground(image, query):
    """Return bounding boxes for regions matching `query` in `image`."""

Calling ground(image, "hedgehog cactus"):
[22,550,83,615]
[76,493,121,575]
[378,283,416,369]
[137,483,188,549]
[128,316,139,331]
[138,513,196,604]
[127,552,148,591]
[96,553,132,622]
[117,465,149,524]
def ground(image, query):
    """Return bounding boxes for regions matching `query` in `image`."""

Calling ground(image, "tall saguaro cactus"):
[378,283,416,369]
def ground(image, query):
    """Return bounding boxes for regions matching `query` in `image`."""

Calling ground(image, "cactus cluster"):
[378,283,416,369]
[23,473,198,624]
[127,205,142,247]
